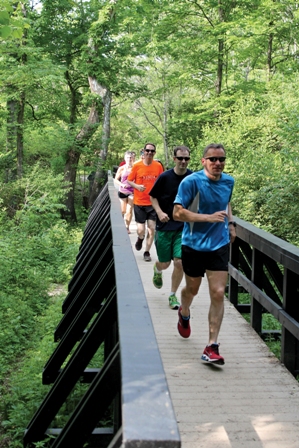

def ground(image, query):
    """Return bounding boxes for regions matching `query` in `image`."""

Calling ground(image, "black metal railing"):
[228,218,299,377]
[23,176,180,448]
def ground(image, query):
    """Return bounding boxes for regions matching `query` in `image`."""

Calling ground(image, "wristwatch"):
[228,221,236,227]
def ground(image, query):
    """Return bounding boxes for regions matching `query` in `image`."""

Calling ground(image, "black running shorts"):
[182,243,229,278]
[134,205,157,223]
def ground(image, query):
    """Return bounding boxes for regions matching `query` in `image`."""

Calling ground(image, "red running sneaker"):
[177,306,191,338]
[201,343,225,365]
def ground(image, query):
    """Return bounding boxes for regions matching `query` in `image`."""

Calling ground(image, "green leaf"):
[0,10,9,25]
[12,27,23,39]
[0,24,11,38]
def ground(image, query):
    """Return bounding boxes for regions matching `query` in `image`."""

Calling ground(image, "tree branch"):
[26,101,40,121]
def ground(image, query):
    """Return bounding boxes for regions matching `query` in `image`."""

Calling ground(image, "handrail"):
[233,217,299,270]
[228,217,299,377]
[109,176,181,447]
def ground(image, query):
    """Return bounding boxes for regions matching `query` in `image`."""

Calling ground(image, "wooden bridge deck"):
[128,225,299,448]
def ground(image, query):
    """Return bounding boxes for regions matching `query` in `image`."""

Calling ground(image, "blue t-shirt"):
[174,169,234,252]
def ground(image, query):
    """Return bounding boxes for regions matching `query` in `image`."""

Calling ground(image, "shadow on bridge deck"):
[128,224,299,448]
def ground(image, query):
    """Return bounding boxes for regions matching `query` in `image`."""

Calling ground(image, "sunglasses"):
[144,149,156,153]
[176,156,190,161]
[204,157,226,163]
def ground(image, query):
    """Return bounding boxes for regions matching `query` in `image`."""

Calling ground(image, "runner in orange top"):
[127,143,163,262]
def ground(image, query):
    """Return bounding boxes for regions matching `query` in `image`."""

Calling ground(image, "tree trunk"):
[5,92,25,180]
[216,1,224,96]
[89,78,112,206]
[62,75,111,220]
[16,3,27,178]
[216,38,224,96]
[17,91,25,178]
[62,104,100,222]
[6,98,18,182]
[62,148,80,222]
[162,77,170,168]
[163,106,169,169]
[5,3,27,181]
[267,28,274,81]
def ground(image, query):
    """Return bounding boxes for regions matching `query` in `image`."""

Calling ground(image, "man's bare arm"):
[150,196,169,222]
[173,204,227,223]
[127,180,146,192]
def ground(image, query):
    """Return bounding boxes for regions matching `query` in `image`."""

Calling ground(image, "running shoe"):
[201,343,225,365]
[143,251,151,262]
[169,294,180,310]
[177,306,191,338]
[153,265,163,288]
[135,237,144,251]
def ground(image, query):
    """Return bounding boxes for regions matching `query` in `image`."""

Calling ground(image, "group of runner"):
[114,142,236,365]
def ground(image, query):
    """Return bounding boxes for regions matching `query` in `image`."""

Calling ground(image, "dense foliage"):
[1,0,299,446]
[1,0,299,239]
[0,167,83,447]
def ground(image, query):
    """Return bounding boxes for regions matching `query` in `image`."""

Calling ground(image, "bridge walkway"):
[127,224,299,448]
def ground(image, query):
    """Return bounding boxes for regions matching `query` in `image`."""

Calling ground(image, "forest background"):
[1,0,299,446]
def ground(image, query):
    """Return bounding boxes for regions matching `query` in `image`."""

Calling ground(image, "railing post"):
[104,320,121,434]
[228,237,240,307]
[251,248,263,334]
[281,268,299,377]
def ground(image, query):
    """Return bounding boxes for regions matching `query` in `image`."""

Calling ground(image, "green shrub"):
[0,294,63,447]
[1,293,105,448]
[0,167,83,447]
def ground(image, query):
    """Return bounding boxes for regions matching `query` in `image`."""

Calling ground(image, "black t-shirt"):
[149,168,192,231]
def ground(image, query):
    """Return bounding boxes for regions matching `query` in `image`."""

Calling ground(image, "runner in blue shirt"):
[173,143,236,365]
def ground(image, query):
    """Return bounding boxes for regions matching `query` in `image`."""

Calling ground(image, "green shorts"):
[154,230,182,262]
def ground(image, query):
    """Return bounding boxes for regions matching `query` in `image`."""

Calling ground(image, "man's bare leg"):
[136,222,146,240]
[206,270,227,343]
[180,274,202,317]
[155,259,183,292]
[177,274,201,338]
[171,258,184,294]
[145,219,156,252]
[156,261,171,271]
